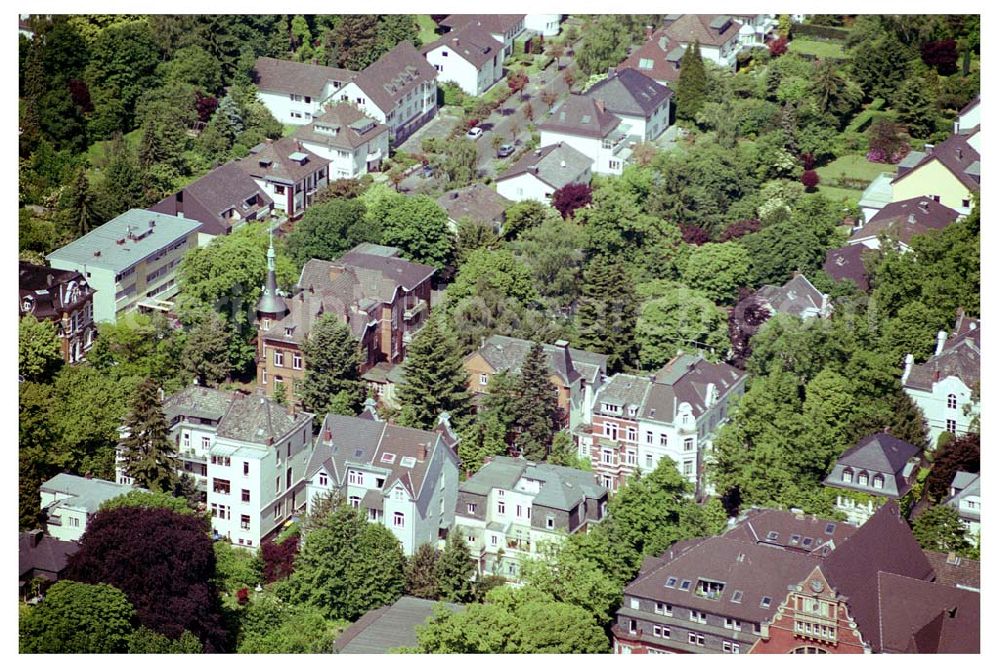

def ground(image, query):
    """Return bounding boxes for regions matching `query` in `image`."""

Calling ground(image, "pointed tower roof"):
[256,225,288,317]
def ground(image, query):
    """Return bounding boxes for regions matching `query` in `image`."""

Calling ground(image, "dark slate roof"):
[923,550,980,591]
[333,596,464,653]
[19,531,78,579]
[293,103,388,151]
[623,535,818,623]
[820,502,935,654]
[584,68,673,118]
[823,433,920,498]
[19,263,93,321]
[639,354,745,424]
[150,161,272,237]
[421,23,502,68]
[306,414,457,499]
[875,572,979,653]
[252,56,355,98]
[892,133,981,191]
[823,244,874,292]
[239,138,330,185]
[439,14,525,35]
[496,142,592,190]
[339,245,437,293]
[665,14,740,47]
[469,334,608,386]
[594,374,651,412]
[163,385,235,424]
[904,320,980,391]
[851,196,959,247]
[754,273,828,318]
[539,94,621,139]
[459,456,606,511]
[618,28,684,84]
[352,41,437,113]
[722,508,857,556]
[216,392,313,445]
[436,184,512,225]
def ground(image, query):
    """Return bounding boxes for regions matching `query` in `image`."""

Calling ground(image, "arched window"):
[841,468,853,484]
[947,394,958,409]
[792,647,828,654]
[857,471,869,486]
[873,474,884,490]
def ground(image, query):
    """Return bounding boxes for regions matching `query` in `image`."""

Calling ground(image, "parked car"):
[466,126,484,140]
[496,143,515,158]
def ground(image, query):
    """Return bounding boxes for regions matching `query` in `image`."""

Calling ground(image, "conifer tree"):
[675,41,707,122]
[513,341,561,461]
[120,379,177,493]
[64,167,96,237]
[434,529,476,602]
[894,75,938,139]
[458,412,509,475]
[576,255,639,374]
[396,315,473,430]
[298,314,363,416]
[405,543,441,599]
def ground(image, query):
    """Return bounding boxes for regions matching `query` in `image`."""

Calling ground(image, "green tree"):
[286,500,406,621]
[127,628,202,654]
[576,255,640,374]
[405,542,441,599]
[503,200,558,240]
[676,42,708,121]
[435,529,476,602]
[298,314,363,416]
[680,242,752,305]
[434,137,479,187]
[364,189,453,270]
[18,314,63,382]
[447,248,539,309]
[512,217,588,310]
[93,134,148,220]
[181,311,233,387]
[19,581,136,654]
[160,44,222,92]
[458,411,509,475]
[396,316,474,430]
[521,538,623,625]
[64,167,97,236]
[512,341,561,461]
[84,20,161,135]
[455,217,501,264]
[119,378,177,493]
[637,286,729,369]
[911,505,971,553]
[100,489,199,518]
[894,74,938,139]
[237,600,347,653]
[849,33,911,101]
[575,15,632,76]
[285,198,375,267]
[213,540,263,596]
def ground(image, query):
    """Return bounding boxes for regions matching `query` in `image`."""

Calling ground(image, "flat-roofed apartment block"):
[46,209,201,323]
[454,456,607,581]
[116,385,313,550]
[40,473,143,542]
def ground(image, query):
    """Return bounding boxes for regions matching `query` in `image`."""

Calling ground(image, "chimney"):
[29,528,43,546]
[323,428,332,441]
[595,99,605,114]
[902,353,914,383]
[555,339,572,375]
[328,264,345,282]
[956,147,963,160]
[418,443,428,462]
[645,24,653,40]
[935,330,947,356]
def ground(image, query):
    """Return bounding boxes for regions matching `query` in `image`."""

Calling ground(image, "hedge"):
[791,23,851,41]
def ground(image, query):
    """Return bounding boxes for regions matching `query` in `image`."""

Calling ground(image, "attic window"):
[790,534,801,546]
[627,405,638,417]
[766,531,779,541]
[824,523,836,535]
[284,327,293,337]
[380,452,396,464]
[638,58,654,69]
[802,537,813,547]
[731,590,743,603]
[695,579,725,600]
[665,576,677,588]
[400,456,416,468]
[603,403,621,414]
[353,448,364,458]
[581,114,592,124]
[679,580,692,592]
[760,596,772,608]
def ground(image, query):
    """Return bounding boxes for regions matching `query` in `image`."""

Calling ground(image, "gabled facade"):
[438,15,526,58]
[150,161,274,244]
[954,95,980,134]
[40,473,142,542]
[539,95,627,175]
[304,412,460,556]
[293,103,389,179]
[902,312,980,446]
[662,14,742,70]
[117,385,314,550]
[238,138,330,220]
[252,56,356,125]
[19,262,96,365]
[618,28,686,86]
[890,133,979,216]
[583,68,673,142]
[46,209,201,323]
[455,456,607,581]
[422,24,504,96]
[495,142,593,203]
[463,335,608,432]
[731,14,778,48]
[256,243,435,401]
[584,354,746,494]
[753,272,831,320]
[822,432,921,525]
[849,196,959,251]
[944,472,980,540]
[334,42,438,145]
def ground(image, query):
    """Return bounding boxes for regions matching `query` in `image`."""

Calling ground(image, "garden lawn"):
[817,184,863,205]
[416,15,438,45]
[816,154,891,186]
[787,38,846,59]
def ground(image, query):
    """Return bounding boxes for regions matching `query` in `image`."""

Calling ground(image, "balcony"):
[403,300,427,322]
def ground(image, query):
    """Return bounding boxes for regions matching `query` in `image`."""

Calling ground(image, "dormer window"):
[857,471,869,486]
[695,579,725,600]
[841,468,853,484]
[627,405,637,417]
[873,474,884,490]
[602,403,620,414]
[284,327,293,338]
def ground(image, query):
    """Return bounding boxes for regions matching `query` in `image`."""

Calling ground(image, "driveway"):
[396,110,461,155]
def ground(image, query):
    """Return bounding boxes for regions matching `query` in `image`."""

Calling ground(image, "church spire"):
[256,224,287,317]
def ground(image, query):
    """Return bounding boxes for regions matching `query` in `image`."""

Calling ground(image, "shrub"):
[800,170,820,190]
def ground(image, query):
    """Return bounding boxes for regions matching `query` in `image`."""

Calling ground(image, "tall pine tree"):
[434,529,476,602]
[396,315,473,430]
[513,341,561,461]
[576,255,639,374]
[120,379,177,493]
[675,41,707,122]
[405,543,441,599]
[298,314,363,416]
